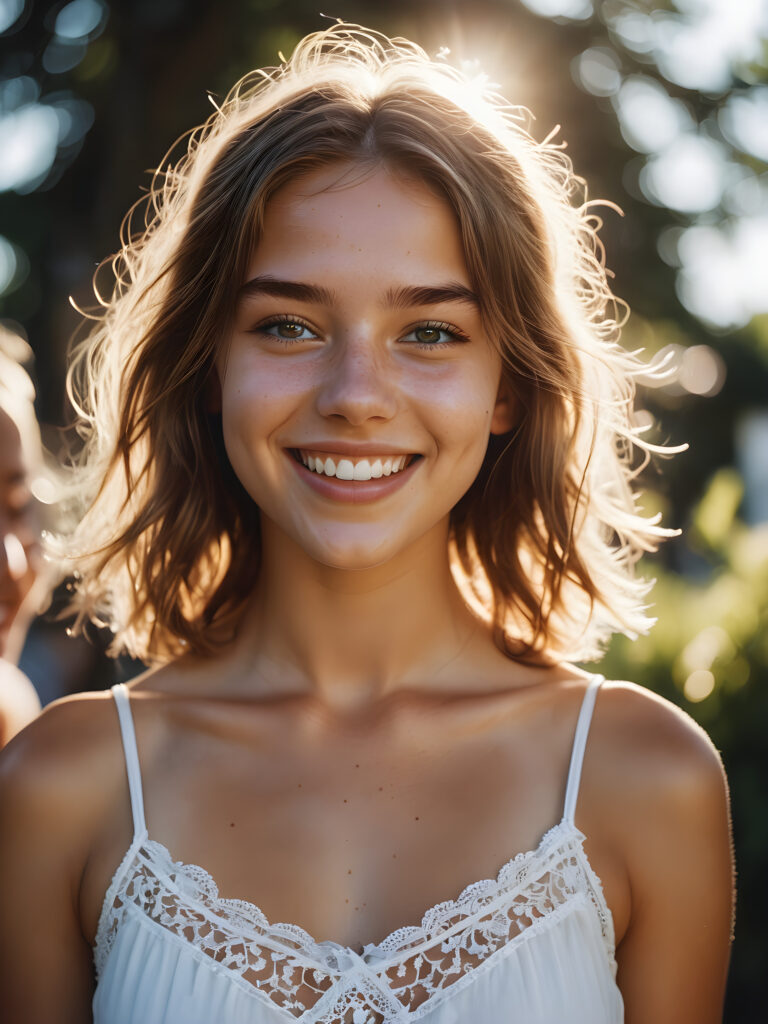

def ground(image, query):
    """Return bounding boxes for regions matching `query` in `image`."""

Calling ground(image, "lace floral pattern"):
[94,820,615,1022]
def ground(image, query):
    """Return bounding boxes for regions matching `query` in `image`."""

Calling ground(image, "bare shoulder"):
[0,686,121,780]
[0,690,130,1017]
[584,683,733,1019]
[586,678,733,930]
[590,679,727,810]
[0,688,126,869]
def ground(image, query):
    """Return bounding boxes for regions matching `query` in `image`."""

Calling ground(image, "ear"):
[205,367,222,413]
[490,384,516,436]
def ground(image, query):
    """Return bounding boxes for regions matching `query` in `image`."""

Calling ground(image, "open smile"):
[297,449,416,480]
[287,449,423,503]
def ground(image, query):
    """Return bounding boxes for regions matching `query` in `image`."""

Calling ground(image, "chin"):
[301,529,411,572]
[311,544,399,572]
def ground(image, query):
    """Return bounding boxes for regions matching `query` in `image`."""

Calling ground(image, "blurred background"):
[0,0,766,1015]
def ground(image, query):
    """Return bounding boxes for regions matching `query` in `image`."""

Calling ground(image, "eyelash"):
[405,320,470,349]
[251,315,470,349]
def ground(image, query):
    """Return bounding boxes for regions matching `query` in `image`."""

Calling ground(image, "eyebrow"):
[237,275,479,310]
[384,283,479,310]
[238,275,335,306]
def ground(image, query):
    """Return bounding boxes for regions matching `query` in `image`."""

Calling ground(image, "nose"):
[1,532,29,582]
[315,335,398,426]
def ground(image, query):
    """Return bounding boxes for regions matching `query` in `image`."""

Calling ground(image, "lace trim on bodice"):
[94,819,616,1022]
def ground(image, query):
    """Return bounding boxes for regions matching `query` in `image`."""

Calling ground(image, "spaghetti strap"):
[111,683,147,841]
[563,674,604,824]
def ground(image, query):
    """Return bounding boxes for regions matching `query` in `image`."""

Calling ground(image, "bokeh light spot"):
[675,217,768,328]
[0,234,28,295]
[722,169,768,217]
[684,669,715,703]
[55,0,105,41]
[0,0,24,34]
[614,76,694,154]
[30,476,57,505]
[573,47,621,97]
[0,103,60,192]
[0,75,39,111]
[50,96,94,145]
[652,0,767,92]
[641,134,728,213]
[0,235,18,293]
[610,12,654,55]
[679,345,726,397]
[681,625,732,675]
[42,38,88,75]
[520,0,593,20]
[719,87,768,161]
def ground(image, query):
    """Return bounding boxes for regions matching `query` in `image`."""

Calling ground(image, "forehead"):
[247,162,470,286]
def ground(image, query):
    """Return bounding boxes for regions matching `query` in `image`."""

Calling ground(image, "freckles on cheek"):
[431,377,498,452]
[221,358,311,453]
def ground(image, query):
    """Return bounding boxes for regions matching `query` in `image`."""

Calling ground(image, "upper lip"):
[288,441,419,456]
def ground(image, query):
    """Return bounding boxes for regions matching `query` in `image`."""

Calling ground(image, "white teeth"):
[298,451,412,479]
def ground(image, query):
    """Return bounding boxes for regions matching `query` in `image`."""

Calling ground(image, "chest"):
[82,708,577,949]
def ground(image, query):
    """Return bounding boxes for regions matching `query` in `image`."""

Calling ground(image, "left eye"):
[401,323,465,346]
[260,320,317,340]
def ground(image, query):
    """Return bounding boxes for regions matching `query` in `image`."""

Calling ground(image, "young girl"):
[0,25,732,1024]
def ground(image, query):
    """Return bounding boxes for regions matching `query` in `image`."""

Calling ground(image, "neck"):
[234,516,480,711]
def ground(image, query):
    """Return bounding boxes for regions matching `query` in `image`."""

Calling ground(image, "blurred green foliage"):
[601,482,768,1016]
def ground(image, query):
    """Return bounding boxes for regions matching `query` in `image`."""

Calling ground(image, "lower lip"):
[287,452,422,504]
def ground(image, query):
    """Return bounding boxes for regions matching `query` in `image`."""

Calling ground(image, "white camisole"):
[93,674,624,1023]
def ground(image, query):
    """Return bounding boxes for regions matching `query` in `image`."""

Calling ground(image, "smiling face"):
[0,407,40,657]
[217,161,512,570]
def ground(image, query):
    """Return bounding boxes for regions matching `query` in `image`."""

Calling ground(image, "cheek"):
[218,356,306,490]
[220,350,275,431]
[409,367,501,518]
[423,364,501,460]
[220,385,271,491]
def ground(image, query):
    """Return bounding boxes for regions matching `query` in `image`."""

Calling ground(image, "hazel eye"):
[415,327,443,344]
[261,320,315,340]
[400,322,468,347]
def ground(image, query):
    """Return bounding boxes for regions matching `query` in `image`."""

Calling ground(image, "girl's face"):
[0,407,40,657]
[218,161,512,569]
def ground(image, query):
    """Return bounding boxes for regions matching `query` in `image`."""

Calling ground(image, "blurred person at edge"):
[0,328,45,746]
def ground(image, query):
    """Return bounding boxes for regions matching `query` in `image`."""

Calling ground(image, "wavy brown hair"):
[59,24,673,664]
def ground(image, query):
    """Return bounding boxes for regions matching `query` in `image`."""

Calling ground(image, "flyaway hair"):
[58,23,676,664]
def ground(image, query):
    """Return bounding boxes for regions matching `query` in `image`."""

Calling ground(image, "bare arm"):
[606,685,734,1023]
[0,697,112,1022]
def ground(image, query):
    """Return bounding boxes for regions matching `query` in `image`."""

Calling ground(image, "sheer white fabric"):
[93,676,624,1023]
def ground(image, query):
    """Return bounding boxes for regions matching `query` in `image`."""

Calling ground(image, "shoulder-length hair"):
[60,24,673,664]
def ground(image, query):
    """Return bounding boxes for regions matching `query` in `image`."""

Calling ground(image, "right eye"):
[257,318,318,342]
